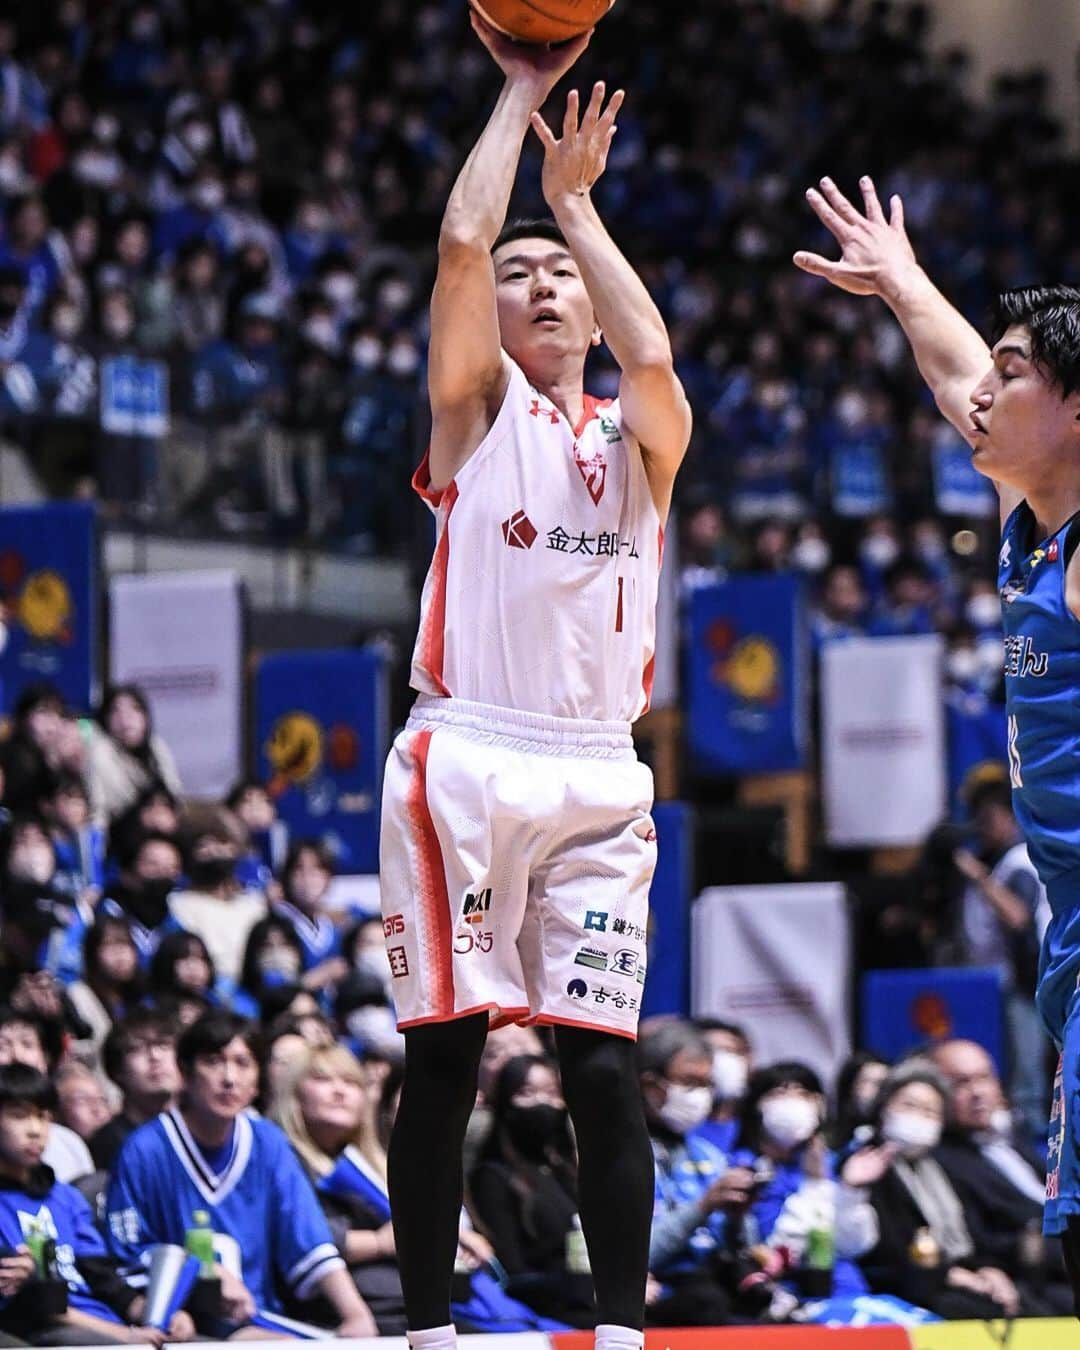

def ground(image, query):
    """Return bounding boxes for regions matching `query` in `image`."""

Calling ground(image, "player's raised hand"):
[794,176,918,300]
[470,7,592,104]
[531,82,624,205]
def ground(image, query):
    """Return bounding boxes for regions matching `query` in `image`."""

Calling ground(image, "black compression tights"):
[387,1014,655,1332]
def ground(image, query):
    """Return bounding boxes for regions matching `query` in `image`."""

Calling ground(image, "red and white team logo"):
[501,509,537,550]
[574,446,608,506]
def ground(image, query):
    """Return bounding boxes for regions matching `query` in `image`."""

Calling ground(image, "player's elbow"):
[438,221,493,258]
[622,342,676,380]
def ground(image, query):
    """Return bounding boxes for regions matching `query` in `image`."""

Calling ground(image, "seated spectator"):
[168,822,265,984]
[832,1052,891,1149]
[334,971,404,1068]
[929,1039,1070,1312]
[225,779,287,892]
[464,1023,546,1176]
[639,1022,756,1326]
[469,1054,593,1328]
[91,1007,180,1171]
[0,1008,91,1183]
[67,915,142,1071]
[0,685,64,817]
[104,1011,377,1337]
[259,988,335,1043]
[692,1018,752,1155]
[263,1017,314,1101]
[238,915,308,1016]
[270,1043,407,1335]
[858,1059,1027,1319]
[42,773,106,905]
[53,1061,114,1144]
[0,815,88,990]
[147,930,216,1008]
[731,1062,880,1302]
[108,786,182,868]
[273,840,349,992]
[85,685,182,826]
[811,564,867,650]
[0,1063,193,1345]
[866,556,936,637]
[100,830,183,966]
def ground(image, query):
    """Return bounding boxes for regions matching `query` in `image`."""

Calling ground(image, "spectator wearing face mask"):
[858,1060,1033,1319]
[856,516,902,605]
[238,916,308,1017]
[168,824,266,984]
[0,815,92,995]
[468,1054,593,1328]
[273,841,349,996]
[0,685,65,817]
[690,1019,751,1156]
[731,1063,882,1302]
[334,972,403,1067]
[638,1022,757,1327]
[100,830,183,965]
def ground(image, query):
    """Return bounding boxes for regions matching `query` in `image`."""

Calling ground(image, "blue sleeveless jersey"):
[999,501,1080,914]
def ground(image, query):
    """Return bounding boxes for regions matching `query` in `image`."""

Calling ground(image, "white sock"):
[407,1326,457,1349]
[595,1326,645,1350]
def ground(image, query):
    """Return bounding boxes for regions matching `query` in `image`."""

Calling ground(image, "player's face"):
[492,238,600,373]
[968,324,1080,492]
[185,1037,259,1121]
[0,1104,49,1171]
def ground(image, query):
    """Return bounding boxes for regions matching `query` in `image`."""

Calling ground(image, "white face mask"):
[965,594,1001,630]
[354,946,392,990]
[183,122,214,156]
[760,1096,820,1150]
[711,1050,749,1102]
[10,845,55,885]
[860,535,900,570]
[881,1110,941,1156]
[946,647,980,685]
[323,273,358,306]
[302,316,337,352]
[387,344,419,378]
[346,1005,404,1060]
[351,337,383,371]
[192,181,225,212]
[658,1083,713,1135]
[791,537,831,574]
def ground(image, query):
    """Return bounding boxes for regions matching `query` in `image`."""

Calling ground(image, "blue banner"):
[686,575,808,774]
[831,437,892,517]
[641,801,692,1019]
[932,433,997,517]
[254,647,388,873]
[0,501,97,713]
[100,356,169,437]
[860,966,1005,1074]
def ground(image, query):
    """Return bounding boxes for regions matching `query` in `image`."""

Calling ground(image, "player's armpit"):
[619,364,692,521]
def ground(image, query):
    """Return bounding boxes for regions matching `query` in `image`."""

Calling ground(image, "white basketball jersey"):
[411,359,663,722]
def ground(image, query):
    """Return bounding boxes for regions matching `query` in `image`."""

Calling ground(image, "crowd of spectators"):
[0,673,1059,1338]
[0,0,1070,563]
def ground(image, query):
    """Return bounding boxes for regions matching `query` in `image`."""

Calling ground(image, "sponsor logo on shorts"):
[455,928,494,956]
[610,949,647,983]
[612,917,646,942]
[584,910,608,933]
[463,888,492,924]
[383,914,405,937]
[574,947,608,972]
[566,980,640,1014]
[388,946,409,978]
[566,979,589,1000]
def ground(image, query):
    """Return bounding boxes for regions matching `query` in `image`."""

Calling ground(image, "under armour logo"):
[502,509,537,550]
[530,399,560,425]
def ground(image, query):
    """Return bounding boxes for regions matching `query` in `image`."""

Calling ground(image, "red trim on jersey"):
[411,449,445,507]
[573,394,613,438]
[529,1012,638,1041]
[641,523,665,713]
[397,1002,530,1032]
[406,729,454,1019]
[418,481,459,696]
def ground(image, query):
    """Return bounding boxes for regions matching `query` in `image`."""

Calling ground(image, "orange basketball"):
[471,0,617,45]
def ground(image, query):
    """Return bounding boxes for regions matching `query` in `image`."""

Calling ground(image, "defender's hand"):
[470,8,592,104]
[531,82,624,205]
[794,175,919,301]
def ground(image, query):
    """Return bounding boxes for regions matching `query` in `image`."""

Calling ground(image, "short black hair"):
[225,779,269,810]
[0,1007,59,1072]
[176,1010,260,1076]
[0,1062,57,1114]
[149,929,215,998]
[992,286,1080,398]
[966,777,1014,816]
[102,1006,178,1086]
[13,683,64,724]
[491,217,569,257]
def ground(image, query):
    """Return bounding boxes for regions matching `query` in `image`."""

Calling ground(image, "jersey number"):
[1008,714,1023,788]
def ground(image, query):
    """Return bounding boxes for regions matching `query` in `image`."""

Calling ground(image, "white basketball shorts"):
[379,694,657,1040]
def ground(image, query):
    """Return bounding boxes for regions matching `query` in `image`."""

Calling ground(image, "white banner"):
[821,635,945,847]
[109,570,244,798]
[692,883,851,1087]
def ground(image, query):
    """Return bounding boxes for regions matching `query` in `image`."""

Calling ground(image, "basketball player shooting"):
[379,12,691,1350]
[796,175,1080,1308]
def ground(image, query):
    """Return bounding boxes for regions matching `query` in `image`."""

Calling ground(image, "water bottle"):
[802,1212,835,1298]
[184,1210,217,1279]
[565,1215,590,1275]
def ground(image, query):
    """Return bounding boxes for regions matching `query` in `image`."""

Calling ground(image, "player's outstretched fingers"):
[859,175,886,224]
[531,110,559,152]
[563,87,580,138]
[793,250,835,278]
[583,80,606,130]
[818,176,863,225]
[600,88,625,131]
[889,193,905,232]
[805,186,849,240]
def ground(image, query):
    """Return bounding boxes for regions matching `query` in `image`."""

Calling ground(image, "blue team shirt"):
[998,501,1080,911]
[104,1109,344,1313]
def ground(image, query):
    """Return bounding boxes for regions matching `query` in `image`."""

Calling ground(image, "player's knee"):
[557,1027,641,1122]
[402,1014,486,1101]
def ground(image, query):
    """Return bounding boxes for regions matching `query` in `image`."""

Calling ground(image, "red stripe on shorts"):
[418,481,459,695]
[406,729,455,1018]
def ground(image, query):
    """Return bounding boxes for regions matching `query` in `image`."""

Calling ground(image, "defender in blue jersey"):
[104,1011,377,1338]
[796,174,1080,1309]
